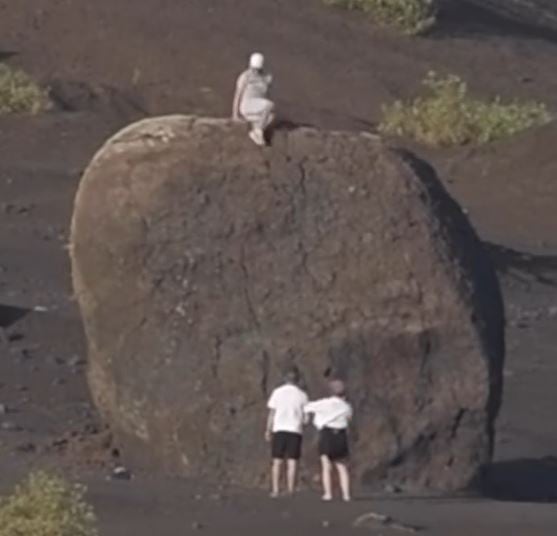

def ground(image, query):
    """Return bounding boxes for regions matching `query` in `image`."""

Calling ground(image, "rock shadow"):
[0,50,18,61]
[0,304,30,343]
[485,243,557,287]
[267,118,313,145]
[432,1,557,45]
[480,457,557,503]
[396,149,505,439]
[0,304,29,329]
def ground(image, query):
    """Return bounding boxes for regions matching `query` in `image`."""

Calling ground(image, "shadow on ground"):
[0,50,18,61]
[0,304,30,330]
[272,118,313,132]
[433,1,557,45]
[481,458,557,503]
[485,243,557,286]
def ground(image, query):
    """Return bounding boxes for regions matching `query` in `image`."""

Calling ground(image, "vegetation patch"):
[0,471,97,536]
[380,72,552,146]
[0,63,49,115]
[323,0,437,35]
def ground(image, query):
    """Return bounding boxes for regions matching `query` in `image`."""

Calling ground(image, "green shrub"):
[380,72,552,146]
[0,471,97,536]
[0,64,48,115]
[323,0,437,34]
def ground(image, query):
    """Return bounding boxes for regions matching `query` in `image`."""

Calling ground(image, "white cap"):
[249,52,265,70]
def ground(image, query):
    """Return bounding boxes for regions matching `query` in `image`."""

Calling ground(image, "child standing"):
[265,367,309,497]
[304,379,353,501]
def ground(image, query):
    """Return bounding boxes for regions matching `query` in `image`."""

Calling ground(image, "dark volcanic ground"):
[1,1,557,534]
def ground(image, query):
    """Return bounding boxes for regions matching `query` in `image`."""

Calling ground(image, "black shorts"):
[271,431,302,460]
[318,427,349,461]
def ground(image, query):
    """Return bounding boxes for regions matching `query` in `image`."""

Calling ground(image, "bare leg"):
[286,459,298,495]
[320,455,333,501]
[335,462,351,502]
[265,112,275,129]
[262,103,275,130]
[249,101,275,146]
[271,459,282,498]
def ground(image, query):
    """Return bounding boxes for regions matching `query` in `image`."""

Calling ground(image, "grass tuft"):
[323,0,437,35]
[380,72,552,146]
[0,64,49,115]
[0,471,98,536]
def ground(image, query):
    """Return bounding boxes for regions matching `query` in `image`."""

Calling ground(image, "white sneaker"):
[249,129,266,146]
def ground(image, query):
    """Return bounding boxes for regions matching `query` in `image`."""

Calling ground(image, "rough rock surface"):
[70,115,504,492]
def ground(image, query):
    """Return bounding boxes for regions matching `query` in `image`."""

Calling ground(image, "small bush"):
[0,64,48,115]
[0,471,97,536]
[323,0,437,34]
[380,72,552,146]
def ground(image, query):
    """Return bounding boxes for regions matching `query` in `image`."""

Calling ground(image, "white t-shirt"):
[267,384,309,434]
[304,396,353,430]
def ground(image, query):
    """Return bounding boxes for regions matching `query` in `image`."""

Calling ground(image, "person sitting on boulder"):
[304,379,353,502]
[232,52,275,146]
[265,366,309,497]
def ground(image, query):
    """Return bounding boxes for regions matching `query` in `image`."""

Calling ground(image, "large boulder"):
[70,115,504,492]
